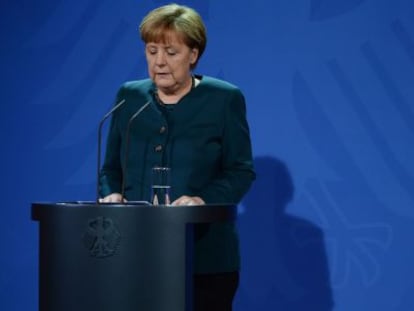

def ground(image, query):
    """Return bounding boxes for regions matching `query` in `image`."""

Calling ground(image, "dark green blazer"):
[100,75,255,273]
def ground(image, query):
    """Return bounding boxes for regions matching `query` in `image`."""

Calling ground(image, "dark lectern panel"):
[32,202,236,311]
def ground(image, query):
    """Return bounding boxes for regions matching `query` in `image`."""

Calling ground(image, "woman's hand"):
[172,195,205,206]
[99,193,126,203]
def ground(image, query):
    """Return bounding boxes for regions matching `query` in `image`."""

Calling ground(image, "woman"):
[99,4,255,310]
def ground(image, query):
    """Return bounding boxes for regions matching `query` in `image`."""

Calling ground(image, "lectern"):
[31,202,236,311]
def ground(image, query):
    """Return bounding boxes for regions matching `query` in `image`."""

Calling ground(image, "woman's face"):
[145,32,198,95]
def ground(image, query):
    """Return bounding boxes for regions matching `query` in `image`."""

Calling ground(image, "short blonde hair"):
[139,3,207,69]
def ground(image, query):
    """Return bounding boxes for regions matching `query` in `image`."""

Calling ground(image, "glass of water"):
[151,166,171,206]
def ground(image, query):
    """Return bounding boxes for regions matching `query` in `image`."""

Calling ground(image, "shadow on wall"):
[234,156,334,311]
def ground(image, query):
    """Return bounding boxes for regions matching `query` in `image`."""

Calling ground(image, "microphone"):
[96,99,127,203]
[120,101,151,200]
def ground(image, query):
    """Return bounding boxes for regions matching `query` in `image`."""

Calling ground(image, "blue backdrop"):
[1,0,413,310]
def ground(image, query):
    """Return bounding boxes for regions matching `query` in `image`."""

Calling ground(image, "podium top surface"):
[31,201,237,224]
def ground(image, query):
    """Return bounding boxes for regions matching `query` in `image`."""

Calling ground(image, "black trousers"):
[193,272,239,311]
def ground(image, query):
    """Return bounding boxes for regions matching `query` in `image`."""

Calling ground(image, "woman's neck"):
[156,76,194,104]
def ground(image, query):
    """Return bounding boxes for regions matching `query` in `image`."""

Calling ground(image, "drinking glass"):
[151,167,171,206]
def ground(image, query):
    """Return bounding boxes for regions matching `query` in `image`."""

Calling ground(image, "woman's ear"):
[190,48,199,65]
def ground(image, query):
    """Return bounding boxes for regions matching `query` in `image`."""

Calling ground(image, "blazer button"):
[154,145,163,152]
[159,126,166,134]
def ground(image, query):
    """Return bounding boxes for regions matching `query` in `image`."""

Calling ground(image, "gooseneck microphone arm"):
[120,101,151,200]
[96,99,126,203]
